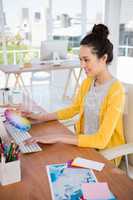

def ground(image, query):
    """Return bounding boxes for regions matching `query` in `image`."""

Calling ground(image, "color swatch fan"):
[4,109,31,131]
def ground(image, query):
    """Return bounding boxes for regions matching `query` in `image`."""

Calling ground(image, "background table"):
[0,60,82,99]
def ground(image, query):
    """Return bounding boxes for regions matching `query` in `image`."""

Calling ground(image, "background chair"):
[60,115,79,132]
[100,83,133,179]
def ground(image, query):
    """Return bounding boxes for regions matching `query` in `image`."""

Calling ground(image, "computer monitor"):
[40,40,68,61]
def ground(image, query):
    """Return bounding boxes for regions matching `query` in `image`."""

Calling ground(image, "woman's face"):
[79,45,107,77]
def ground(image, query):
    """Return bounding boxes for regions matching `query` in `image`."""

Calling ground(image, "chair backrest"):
[40,40,68,61]
[123,83,133,165]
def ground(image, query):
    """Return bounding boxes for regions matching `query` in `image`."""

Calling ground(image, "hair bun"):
[92,24,109,39]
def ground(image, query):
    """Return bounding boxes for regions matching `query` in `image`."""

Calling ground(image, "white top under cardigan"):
[84,78,116,135]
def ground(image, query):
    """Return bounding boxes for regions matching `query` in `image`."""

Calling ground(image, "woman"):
[23,24,125,166]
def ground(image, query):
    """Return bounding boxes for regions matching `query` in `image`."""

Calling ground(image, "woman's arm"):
[58,134,78,145]
[22,111,58,123]
[22,78,89,122]
[56,78,91,120]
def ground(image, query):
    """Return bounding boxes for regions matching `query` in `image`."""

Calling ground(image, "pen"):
[15,149,21,160]
[12,144,19,161]
[15,144,19,152]
[1,152,5,164]
[7,141,14,162]
[0,136,4,153]
[0,140,20,162]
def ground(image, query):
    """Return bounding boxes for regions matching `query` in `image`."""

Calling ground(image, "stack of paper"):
[71,157,105,171]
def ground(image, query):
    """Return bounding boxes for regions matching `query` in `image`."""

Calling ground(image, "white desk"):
[0,59,82,99]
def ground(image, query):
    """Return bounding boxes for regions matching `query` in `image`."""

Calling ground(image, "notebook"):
[82,182,117,200]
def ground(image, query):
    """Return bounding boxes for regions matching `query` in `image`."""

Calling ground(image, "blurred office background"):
[0,0,133,111]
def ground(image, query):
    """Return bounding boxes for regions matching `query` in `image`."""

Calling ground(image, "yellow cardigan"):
[57,77,125,166]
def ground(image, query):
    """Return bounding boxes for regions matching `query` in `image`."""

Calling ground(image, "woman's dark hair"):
[80,24,113,64]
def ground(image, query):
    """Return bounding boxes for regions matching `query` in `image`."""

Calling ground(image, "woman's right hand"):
[21,111,46,123]
[18,106,58,123]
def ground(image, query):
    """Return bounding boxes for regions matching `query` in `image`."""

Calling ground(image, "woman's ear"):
[102,54,108,63]
[99,54,108,64]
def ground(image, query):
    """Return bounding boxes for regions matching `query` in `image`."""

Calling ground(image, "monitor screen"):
[40,40,68,61]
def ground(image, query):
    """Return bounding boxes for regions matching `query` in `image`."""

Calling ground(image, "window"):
[117,0,133,83]
[0,0,48,65]
[86,0,104,30]
[52,0,81,48]
[52,0,105,48]
[22,8,29,20]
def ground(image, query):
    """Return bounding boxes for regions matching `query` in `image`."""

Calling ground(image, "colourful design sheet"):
[46,163,97,200]
[4,109,31,131]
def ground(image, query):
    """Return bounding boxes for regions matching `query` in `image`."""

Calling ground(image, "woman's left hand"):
[23,134,78,146]
[23,134,59,145]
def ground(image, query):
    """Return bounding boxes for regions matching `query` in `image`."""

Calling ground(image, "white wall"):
[104,0,121,77]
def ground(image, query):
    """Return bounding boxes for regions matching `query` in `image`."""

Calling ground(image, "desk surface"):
[0,120,133,200]
[0,59,80,73]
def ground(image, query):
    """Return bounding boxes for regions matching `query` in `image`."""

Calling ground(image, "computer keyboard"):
[4,121,42,154]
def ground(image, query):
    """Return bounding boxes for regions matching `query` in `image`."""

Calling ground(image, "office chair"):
[60,115,79,132]
[100,83,133,179]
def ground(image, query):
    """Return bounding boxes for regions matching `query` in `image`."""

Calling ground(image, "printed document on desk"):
[46,163,97,200]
